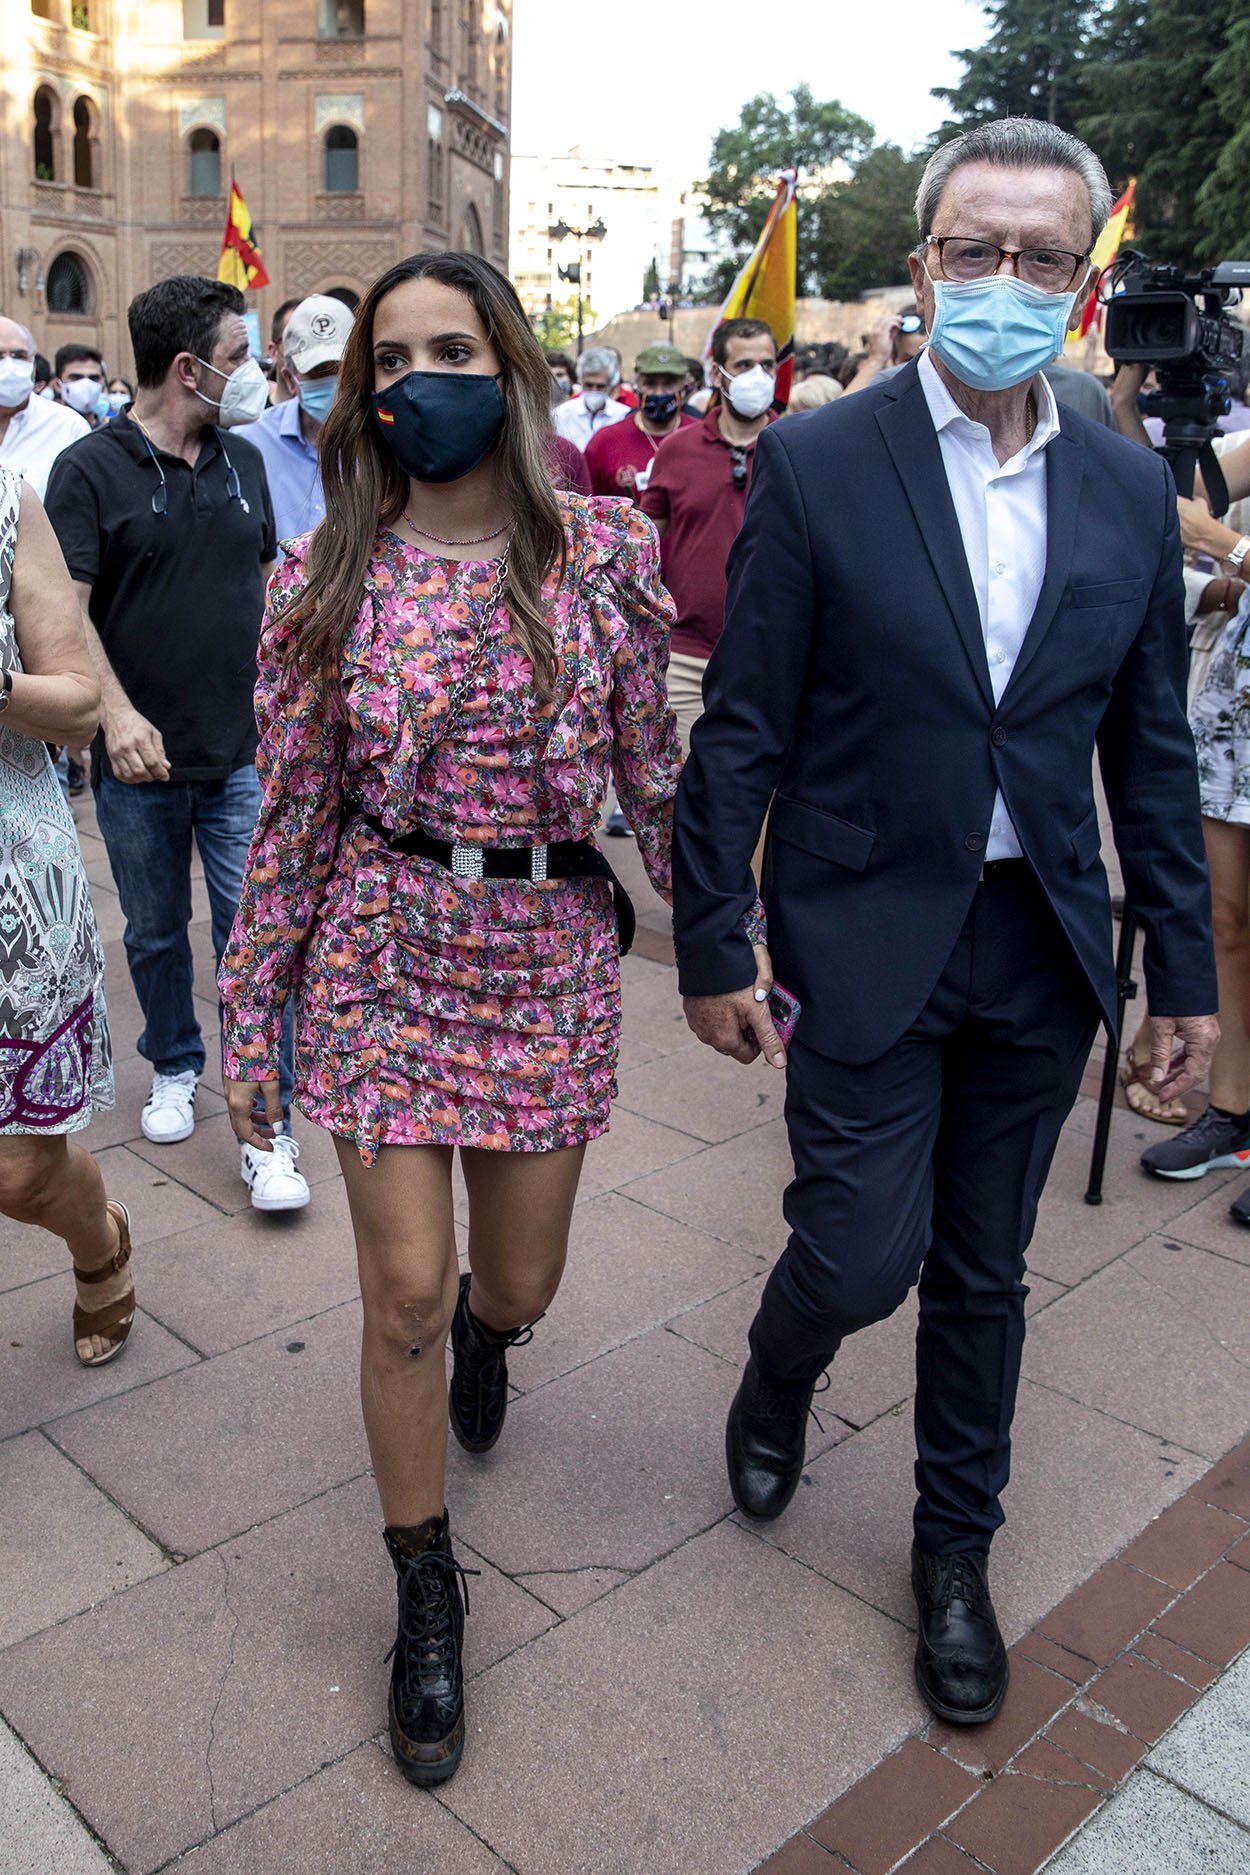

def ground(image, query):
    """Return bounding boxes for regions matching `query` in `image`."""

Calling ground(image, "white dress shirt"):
[917,348,1060,861]
[552,393,630,453]
[0,395,90,502]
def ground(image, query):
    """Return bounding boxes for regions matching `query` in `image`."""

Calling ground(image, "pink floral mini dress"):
[219,495,682,1165]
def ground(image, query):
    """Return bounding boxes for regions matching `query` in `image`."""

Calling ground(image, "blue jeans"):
[94,765,295,1115]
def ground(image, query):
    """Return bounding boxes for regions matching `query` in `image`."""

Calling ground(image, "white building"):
[510,148,687,330]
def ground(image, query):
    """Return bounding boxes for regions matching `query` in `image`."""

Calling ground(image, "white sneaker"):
[240,1130,311,1212]
[141,1070,198,1144]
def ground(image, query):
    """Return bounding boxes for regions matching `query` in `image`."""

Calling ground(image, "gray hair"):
[578,346,618,386]
[914,117,1113,245]
[0,317,37,354]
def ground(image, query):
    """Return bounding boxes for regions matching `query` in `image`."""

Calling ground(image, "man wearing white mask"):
[551,346,629,451]
[0,316,88,499]
[246,293,352,547]
[640,317,777,748]
[53,345,110,429]
[45,276,310,1215]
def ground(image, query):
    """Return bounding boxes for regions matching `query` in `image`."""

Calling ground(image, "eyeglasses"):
[730,445,749,491]
[927,235,1090,293]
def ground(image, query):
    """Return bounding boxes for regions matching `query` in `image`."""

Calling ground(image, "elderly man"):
[0,317,88,498]
[247,294,352,547]
[551,347,629,451]
[583,340,696,500]
[673,118,1218,1726]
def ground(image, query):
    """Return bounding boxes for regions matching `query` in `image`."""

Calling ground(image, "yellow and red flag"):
[1076,178,1136,340]
[706,170,798,405]
[218,178,271,292]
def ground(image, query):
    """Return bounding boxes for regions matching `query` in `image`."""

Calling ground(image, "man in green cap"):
[583,340,696,500]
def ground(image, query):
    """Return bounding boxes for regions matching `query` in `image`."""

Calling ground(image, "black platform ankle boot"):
[383,1512,478,1785]
[449,1271,543,1454]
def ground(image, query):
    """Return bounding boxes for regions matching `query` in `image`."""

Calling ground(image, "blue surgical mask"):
[927,270,1085,393]
[297,375,338,423]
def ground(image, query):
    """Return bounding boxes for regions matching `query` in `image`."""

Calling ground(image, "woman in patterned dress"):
[219,254,758,1783]
[0,470,128,1364]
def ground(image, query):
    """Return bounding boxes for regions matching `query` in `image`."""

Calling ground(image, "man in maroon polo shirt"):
[583,341,697,500]
[640,317,777,749]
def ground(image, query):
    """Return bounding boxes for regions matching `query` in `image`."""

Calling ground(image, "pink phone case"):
[768,982,802,1051]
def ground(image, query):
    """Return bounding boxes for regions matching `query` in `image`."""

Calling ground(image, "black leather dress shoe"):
[725,1355,818,1520]
[911,1545,1008,1724]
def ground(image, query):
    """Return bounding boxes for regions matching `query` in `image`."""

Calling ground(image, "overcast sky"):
[509,0,991,179]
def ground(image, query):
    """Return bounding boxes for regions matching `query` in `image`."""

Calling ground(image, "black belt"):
[349,806,636,953]
[979,857,1031,882]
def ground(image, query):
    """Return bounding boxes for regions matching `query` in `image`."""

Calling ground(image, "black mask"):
[641,391,679,424]
[372,369,505,483]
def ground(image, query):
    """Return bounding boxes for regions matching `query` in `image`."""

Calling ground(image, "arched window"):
[187,128,221,198]
[319,0,364,35]
[73,97,94,189]
[33,87,56,182]
[324,126,359,193]
[460,203,484,255]
[46,252,93,315]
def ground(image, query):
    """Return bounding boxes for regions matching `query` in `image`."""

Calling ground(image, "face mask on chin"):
[193,354,270,428]
[926,268,1087,394]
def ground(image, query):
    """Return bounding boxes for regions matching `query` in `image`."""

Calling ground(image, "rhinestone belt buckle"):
[530,843,549,883]
[451,842,485,880]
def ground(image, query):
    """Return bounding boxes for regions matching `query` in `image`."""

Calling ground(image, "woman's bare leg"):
[459,1142,586,1330]
[333,1138,459,1527]
[1204,818,1250,1115]
[0,1134,127,1362]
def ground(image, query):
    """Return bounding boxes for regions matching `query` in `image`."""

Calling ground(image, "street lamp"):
[547,216,606,357]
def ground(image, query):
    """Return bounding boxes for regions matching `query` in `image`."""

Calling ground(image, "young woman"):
[219,253,713,1784]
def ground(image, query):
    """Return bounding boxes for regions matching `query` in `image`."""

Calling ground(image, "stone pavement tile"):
[440,1520,917,1875]
[618,952,702,1057]
[1118,1495,1246,1592]
[512,1565,632,1617]
[1021,1237,1250,1457]
[927,1655,1075,1777]
[1153,1559,1250,1667]
[79,1045,228,1155]
[806,1737,979,1873]
[89,890,129,946]
[0,1720,115,1875]
[1157,1174,1250,1266]
[132,1181,360,1358]
[758,1837,856,1874]
[1045,1765,1250,1874]
[0,1276,199,1442]
[1089,1651,1198,1744]
[129,1108,342,1214]
[508,1193,760,1391]
[613,1046,786,1145]
[622,1116,794,1252]
[1188,1431,1250,1520]
[1044,1706,1147,1784]
[1040,1559,1177,1670]
[945,1761,1103,1875]
[1013,1734,1115,1793]
[0,1431,167,1647]
[84,1141,223,1245]
[575,1103,708,1200]
[49,1301,369,1555]
[0,1473,552,1875]
[1015,1632,1099,1687]
[756,1381,1201,1642]
[171,1741,510,1874]
[1133,1630,1219,1690]
[894,1842,983,1875]
[668,1274,919,1430]
[1146,1645,1250,1828]
[1025,1115,1234,1288]
[448,1327,826,1575]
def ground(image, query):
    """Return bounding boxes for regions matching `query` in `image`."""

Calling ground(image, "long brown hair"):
[281,252,566,694]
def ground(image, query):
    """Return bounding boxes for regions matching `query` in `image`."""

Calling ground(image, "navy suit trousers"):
[749,865,1099,1553]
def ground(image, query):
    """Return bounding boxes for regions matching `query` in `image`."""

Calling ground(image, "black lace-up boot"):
[725,1355,826,1520]
[449,1271,542,1454]
[911,1545,1008,1724]
[383,1512,478,1785]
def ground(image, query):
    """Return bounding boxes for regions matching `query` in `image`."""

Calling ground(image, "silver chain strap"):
[436,550,511,743]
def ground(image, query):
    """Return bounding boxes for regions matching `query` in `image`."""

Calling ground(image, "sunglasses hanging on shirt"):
[133,423,250,518]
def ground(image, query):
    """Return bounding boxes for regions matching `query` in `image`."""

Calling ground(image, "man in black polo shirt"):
[45,275,311,1213]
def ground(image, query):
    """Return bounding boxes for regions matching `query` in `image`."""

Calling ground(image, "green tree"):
[813,143,927,299]
[702,83,873,293]
[935,0,1098,130]
[1194,3,1250,258]
[642,256,661,300]
[530,296,599,352]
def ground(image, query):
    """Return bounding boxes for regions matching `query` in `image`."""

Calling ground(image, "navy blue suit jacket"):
[671,357,1218,1060]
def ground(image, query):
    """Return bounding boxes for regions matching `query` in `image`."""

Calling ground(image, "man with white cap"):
[246,294,353,546]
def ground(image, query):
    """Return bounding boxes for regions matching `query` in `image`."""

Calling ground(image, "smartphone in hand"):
[767,982,802,1052]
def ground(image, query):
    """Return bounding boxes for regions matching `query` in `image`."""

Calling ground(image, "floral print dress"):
[219,495,682,1165]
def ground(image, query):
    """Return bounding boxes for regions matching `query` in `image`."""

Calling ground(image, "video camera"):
[1104,251,1250,508]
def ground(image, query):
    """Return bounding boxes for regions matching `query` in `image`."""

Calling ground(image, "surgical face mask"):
[927,270,1086,394]
[721,363,775,419]
[107,389,131,413]
[373,369,506,483]
[296,374,338,423]
[581,388,608,414]
[0,358,35,407]
[641,390,680,424]
[194,354,270,428]
[551,375,571,401]
[63,377,104,417]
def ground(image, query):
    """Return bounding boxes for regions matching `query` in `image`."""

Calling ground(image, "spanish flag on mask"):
[706,170,797,407]
[218,179,271,292]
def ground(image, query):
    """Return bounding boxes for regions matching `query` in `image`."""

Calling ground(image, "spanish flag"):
[708,171,798,406]
[1076,178,1136,340]
[218,178,271,292]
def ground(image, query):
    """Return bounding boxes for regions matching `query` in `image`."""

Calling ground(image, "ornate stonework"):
[282,239,396,293]
[178,96,226,138]
[314,92,366,135]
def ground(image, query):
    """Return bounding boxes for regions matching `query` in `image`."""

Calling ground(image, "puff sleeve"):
[604,506,684,900]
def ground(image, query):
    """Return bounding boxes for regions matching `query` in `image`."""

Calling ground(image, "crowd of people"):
[0,110,1238,1789]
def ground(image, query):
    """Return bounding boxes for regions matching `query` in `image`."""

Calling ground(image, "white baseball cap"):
[283,295,354,373]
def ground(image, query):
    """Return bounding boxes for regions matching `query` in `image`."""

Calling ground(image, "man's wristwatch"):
[1223,535,1250,572]
[0,670,13,714]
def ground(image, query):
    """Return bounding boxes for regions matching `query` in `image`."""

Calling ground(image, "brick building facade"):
[4,0,512,375]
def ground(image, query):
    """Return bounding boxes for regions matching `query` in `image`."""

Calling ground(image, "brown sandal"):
[72,1201,135,1368]
[1119,1049,1187,1126]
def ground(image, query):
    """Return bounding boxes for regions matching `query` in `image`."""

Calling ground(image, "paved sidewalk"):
[1,805,1248,1875]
